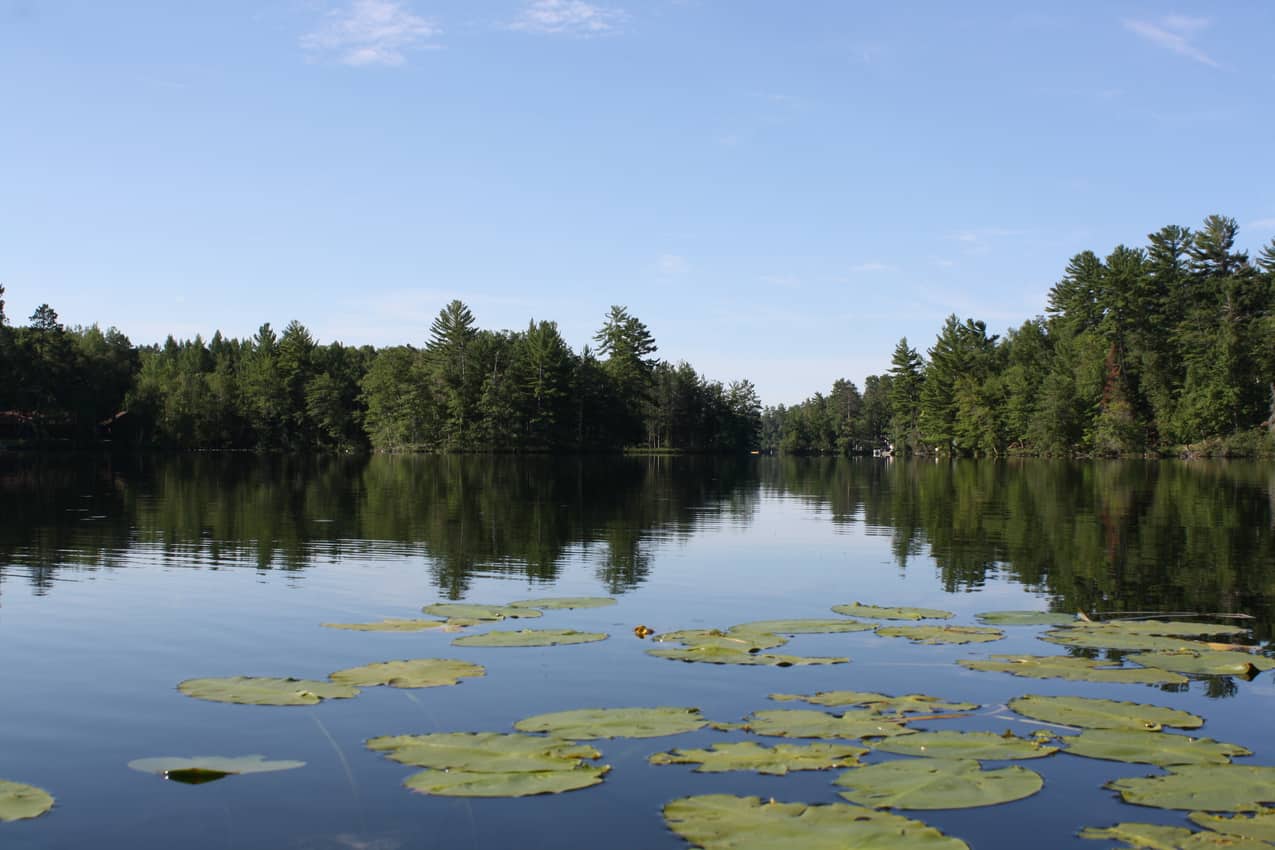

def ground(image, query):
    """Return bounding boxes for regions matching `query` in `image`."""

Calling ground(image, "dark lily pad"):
[367,732,601,772]
[1080,823,1272,850]
[744,709,915,740]
[0,780,54,822]
[650,742,867,775]
[663,794,970,850]
[1008,695,1204,731]
[451,629,607,647]
[1125,650,1275,677]
[321,618,455,632]
[976,611,1078,627]
[1062,729,1250,766]
[514,707,708,739]
[770,691,978,716]
[1188,810,1275,841]
[403,766,608,797]
[729,618,876,635]
[329,658,485,689]
[875,625,1005,645]
[648,645,849,667]
[871,730,1059,760]
[420,603,542,621]
[831,603,954,621]
[178,676,359,706]
[128,755,305,784]
[835,759,1044,810]
[508,597,616,610]
[1108,765,1275,812]
[958,655,1189,685]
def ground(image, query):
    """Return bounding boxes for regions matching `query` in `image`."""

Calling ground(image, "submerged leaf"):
[1126,650,1275,677]
[177,676,359,706]
[745,709,914,740]
[976,611,1078,627]
[648,645,848,667]
[1188,810,1275,841]
[958,654,1188,685]
[1108,765,1275,812]
[420,603,542,622]
[1080,823,1273,849]
[0,780,54,822]
[728,618,876,635]
[835,759,1044,810]
[663,794,970,850]
[507,596,616,610]
[1008,695,1203,731]
[329,658,485,689]
[128,755,306,784]
[875,625,1005,645]
[770,691,978,716]
[831,603,954,621]
[403,766,607,797]
[514,707,708,739]
[649,741,867,775]
[320,618,454,633]
[871,730,1059,760]
[451,629,607,648]
[367,732,600,772]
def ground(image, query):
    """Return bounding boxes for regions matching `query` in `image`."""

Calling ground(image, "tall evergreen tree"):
[887,338,924,452]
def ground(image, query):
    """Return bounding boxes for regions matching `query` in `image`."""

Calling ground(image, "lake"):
[1,454,1273,849]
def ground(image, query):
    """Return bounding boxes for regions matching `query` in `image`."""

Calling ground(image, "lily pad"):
[1189,810,1275,841]
[1061,729,1250,766]
[1039,627,1213,653]
[770,691,978,716]
[663,794,970,850]
[329,659,485,689]
[451,629,608,647]
[403,766,607,797]
[514,706,707,739]
[1078,620,1250,638]
[508,596,616,610]
[871,730,1059,760]
[653,628,790,652]
[0,780,54,822]
[178,676,359,706]
[1080,823,1272,850]
[958,654,1189,685]
[1108,765,1275,812]
[744,709,915,740]
[649,742,868,775]
[367,732,601,772]
[321,618,454,632]
[729,618,876,635]
[831,603,954,621]
[420,603,542,621]
[648,645,848,667]
[1126,650,1275,677]
[127,755,306,784]
[1008,695,1204,731]
[875,625,1005,645]
[977,611,1078,626]
[835,759,1044,810]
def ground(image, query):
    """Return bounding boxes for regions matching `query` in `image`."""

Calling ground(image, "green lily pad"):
[650,742,868,775]
[1062,729,1250,766]
[321,618,455,632]
[663,794,970,850]
[958,655,1189,685]
[508,596,616,610]
[367,732,601,772]
[127,755,306,784]
[1039,628,1214,653]
[1108,765,1275,812]
[0,780,54,822]
[831,603,955,621]
[1080,823,1272,850]
[648,645,848,666]
[514,706,708,739]
[403,766,607,797]
[770,691,978,716]
[1008,695,1204,731]
[875,625,1005,645]
[451,629,608,647]
[1189,810,1275,841]
[1126,650,1275,677]
[178,676,359,706]
[871,730,1059,760]
[729,618,876,635]
[744,709,915,740]
[1078,620,1250,638]
[976,611,1078,626]
[653,628,790,652]
[835,759,1044,810]
[420,603,542,621]
[329,658,485,689]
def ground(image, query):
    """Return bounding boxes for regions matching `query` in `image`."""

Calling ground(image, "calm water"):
[1,454,1273,849]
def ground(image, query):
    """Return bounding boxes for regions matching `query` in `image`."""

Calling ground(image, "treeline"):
[0,291,761,453]
[765,215,1275,456]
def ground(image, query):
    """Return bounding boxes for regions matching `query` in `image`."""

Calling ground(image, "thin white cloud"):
[1123,16,1219,68]
[656,254,689,276]
[760,274,800,289]
[508,0,626,35]
[302,0,439,67]
[849,262,896,273]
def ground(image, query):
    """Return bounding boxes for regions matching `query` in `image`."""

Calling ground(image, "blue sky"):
[3,1,1274,405]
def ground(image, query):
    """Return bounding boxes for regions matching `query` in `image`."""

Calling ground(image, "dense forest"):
[0,291,762,453]
[764,215,1275,456]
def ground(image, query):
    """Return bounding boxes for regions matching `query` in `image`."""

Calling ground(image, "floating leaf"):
[1061,729,1250,766]
[654,628,789,651]
[976,611,1078,626]
[403,766,607,797]
[1076,620,1250,638]
[770,691,978,716]
[663,794,970,850]
[871,730,1059,760]
[420,603,542,621]
[1079,823,1272,850]
[958,655,1188,685]
[508,597,616,610]
[321,618,455,633]
[177,676,359,706]
[1008,695,1203,731]
[1189,810,1275,841]
[127,755,305,784]
[329,659,485,689]
[729,618,876,635]
[650,742,867,775]
[648,646,848,667]
[1126,650,1275,677]
[831,603,954,621]
[514,707,707,739]
[1108,765,1275,812]
[876,625,1005,645]
[835,759,1044,810]
[0,780,54,822]
[1039,627,1213,653]
[367,732,600,772]
[744,709,914,740]
[451,629,607,648]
